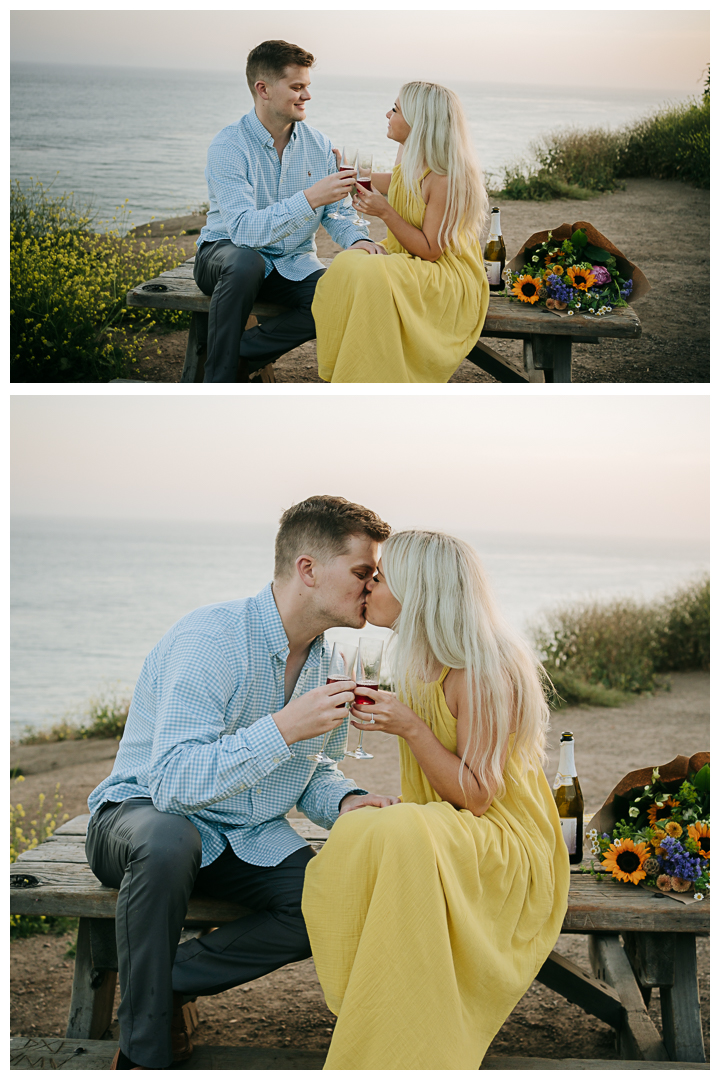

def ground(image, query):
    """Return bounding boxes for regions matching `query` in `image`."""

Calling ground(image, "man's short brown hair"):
[246,40,315,97]
[274,496,391,580]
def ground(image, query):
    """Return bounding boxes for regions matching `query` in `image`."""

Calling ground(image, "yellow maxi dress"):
[312,167,490,382]
[302,669,570,1070]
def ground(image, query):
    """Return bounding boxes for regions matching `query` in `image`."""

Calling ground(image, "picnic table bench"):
[11,814,707,1068]
[126,256,642,384]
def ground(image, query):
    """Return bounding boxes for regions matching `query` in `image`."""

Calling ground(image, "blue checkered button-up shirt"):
[87,583,367,867]
[198,109,369,280]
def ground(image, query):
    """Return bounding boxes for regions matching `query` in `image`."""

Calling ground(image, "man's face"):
[259,65,312,125]
[311,534,380,630]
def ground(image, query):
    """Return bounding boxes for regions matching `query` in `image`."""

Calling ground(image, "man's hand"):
[348,240,387,255]
[339,792,400,815]
[272,681,356,746]
[305,170,357,210]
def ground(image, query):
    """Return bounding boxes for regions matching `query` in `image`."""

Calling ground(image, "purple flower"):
[657,836,704,883]
[591,265,612,285]
[620,279,634,299]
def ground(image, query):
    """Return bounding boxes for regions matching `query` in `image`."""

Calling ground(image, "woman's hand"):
[350,686,422,739]
[351,183,389,221]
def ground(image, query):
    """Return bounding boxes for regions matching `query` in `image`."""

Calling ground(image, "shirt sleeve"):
[319,145,371,249]
[148,630,292,814]
[295,719,368,829]
[206,140,317,249]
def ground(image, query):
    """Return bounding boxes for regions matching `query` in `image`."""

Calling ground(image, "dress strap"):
[438,666,451,685]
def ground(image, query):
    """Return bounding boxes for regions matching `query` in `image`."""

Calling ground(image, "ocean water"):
[10,62,682,226]
[10,516,708,739]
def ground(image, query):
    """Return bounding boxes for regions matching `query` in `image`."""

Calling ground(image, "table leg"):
[522,341,545,383]
[659,935,706,1062]
[588,934,668,1061]
[532,334,572,382]
[66,917,118,1040]
[180,312,208,383]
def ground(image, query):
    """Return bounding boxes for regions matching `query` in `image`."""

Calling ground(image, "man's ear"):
[254,79,271,101]
[295,554,317,588]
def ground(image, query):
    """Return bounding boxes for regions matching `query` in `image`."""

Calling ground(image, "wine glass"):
[308,641,357,764]
[327,146,359,223]
[354,152,373,226]
[346,637,383,760]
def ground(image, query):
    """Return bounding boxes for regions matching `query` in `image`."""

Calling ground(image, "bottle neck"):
[489,211,502,239]
[556,740,577,783]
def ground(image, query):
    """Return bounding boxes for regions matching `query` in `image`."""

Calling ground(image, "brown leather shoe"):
[171,993,196,1062]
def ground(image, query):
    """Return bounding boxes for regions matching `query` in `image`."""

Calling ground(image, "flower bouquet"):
[585,752,709,904]
[503,221,650,317]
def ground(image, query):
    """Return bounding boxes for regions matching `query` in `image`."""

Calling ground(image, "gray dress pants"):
[86,798,314,1068]
[193,240,325,383]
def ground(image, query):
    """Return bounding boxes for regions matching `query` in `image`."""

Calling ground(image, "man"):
[86,496,396,1070]
[194,40,383,382]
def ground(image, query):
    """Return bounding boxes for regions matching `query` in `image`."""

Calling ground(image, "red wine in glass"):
[354,680,379,705]
[327,675,349,708]
[356,178,372,192]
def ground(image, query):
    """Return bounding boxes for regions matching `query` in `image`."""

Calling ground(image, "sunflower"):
[567,266,597,291]
[687,822,710,859]
[544,250,564,266]
[647,798,680,826]
[601,837,650,884]
[511,275,542,304]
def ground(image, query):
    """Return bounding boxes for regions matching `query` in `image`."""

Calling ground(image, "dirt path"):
[10,671,709,1061]
[130,178,709,384]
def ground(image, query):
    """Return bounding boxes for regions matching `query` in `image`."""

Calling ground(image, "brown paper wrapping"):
[508,221,651,303]
[586,752,709,905]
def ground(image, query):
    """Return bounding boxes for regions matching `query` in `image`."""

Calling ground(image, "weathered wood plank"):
[9,1040,710,1071]
[535,950,623,1028]
[126,259,641,343]
[588,934,668,1061]
[15,842,90,863]
[564,879,708,935]
[465,340,528,382]
[659,934,706,1062]
[66,918,117,1040]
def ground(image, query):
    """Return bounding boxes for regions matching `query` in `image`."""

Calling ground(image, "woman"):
[313,83,490,382]
[302,531,570,1070]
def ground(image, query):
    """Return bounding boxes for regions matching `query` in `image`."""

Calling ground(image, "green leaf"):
[693,763,710,794]
[570,229,588,248]
[583,244,612,262]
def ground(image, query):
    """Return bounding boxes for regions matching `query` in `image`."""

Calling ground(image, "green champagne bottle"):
[553,731,584,864]
[483,207,506,292]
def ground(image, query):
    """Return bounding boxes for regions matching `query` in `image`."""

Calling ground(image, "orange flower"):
[687,822,710,859]
[670,877,692,893]
[567,266,597,291]
[511,274,542,304]
[648,798,680,826]
[601,838,650,885]
[656,874,673,892]
[664,821,683,838]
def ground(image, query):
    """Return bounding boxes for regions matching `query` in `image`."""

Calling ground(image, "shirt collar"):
[255,582,326,667]
[246,108,298,150]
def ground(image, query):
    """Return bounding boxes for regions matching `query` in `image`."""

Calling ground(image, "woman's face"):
[386,98,411,145]
[364,559,402,628]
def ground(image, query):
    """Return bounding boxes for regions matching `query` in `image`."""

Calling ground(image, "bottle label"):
[484,260,502,286]
[553,773,574,789]
[559,817,577,855]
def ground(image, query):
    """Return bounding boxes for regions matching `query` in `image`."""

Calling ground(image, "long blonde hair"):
[381,530,549,801]
[398,81,489,254]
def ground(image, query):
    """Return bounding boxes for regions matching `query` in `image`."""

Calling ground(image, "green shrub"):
[619,95,710,188]
[18,683,131,745]
[532,577,710,708]
[10,178,190,382]
[653,576,710,672]
[492,75,709,200]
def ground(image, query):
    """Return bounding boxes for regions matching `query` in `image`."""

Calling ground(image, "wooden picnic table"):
[11,814,707,1067]
[126,257,642,384]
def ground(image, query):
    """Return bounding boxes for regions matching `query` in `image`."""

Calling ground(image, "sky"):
[10,6,710,93]
[10,394,710,543]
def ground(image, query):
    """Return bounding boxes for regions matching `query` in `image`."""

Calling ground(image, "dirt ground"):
[127,178,709,384]
[10,671,709,1062]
